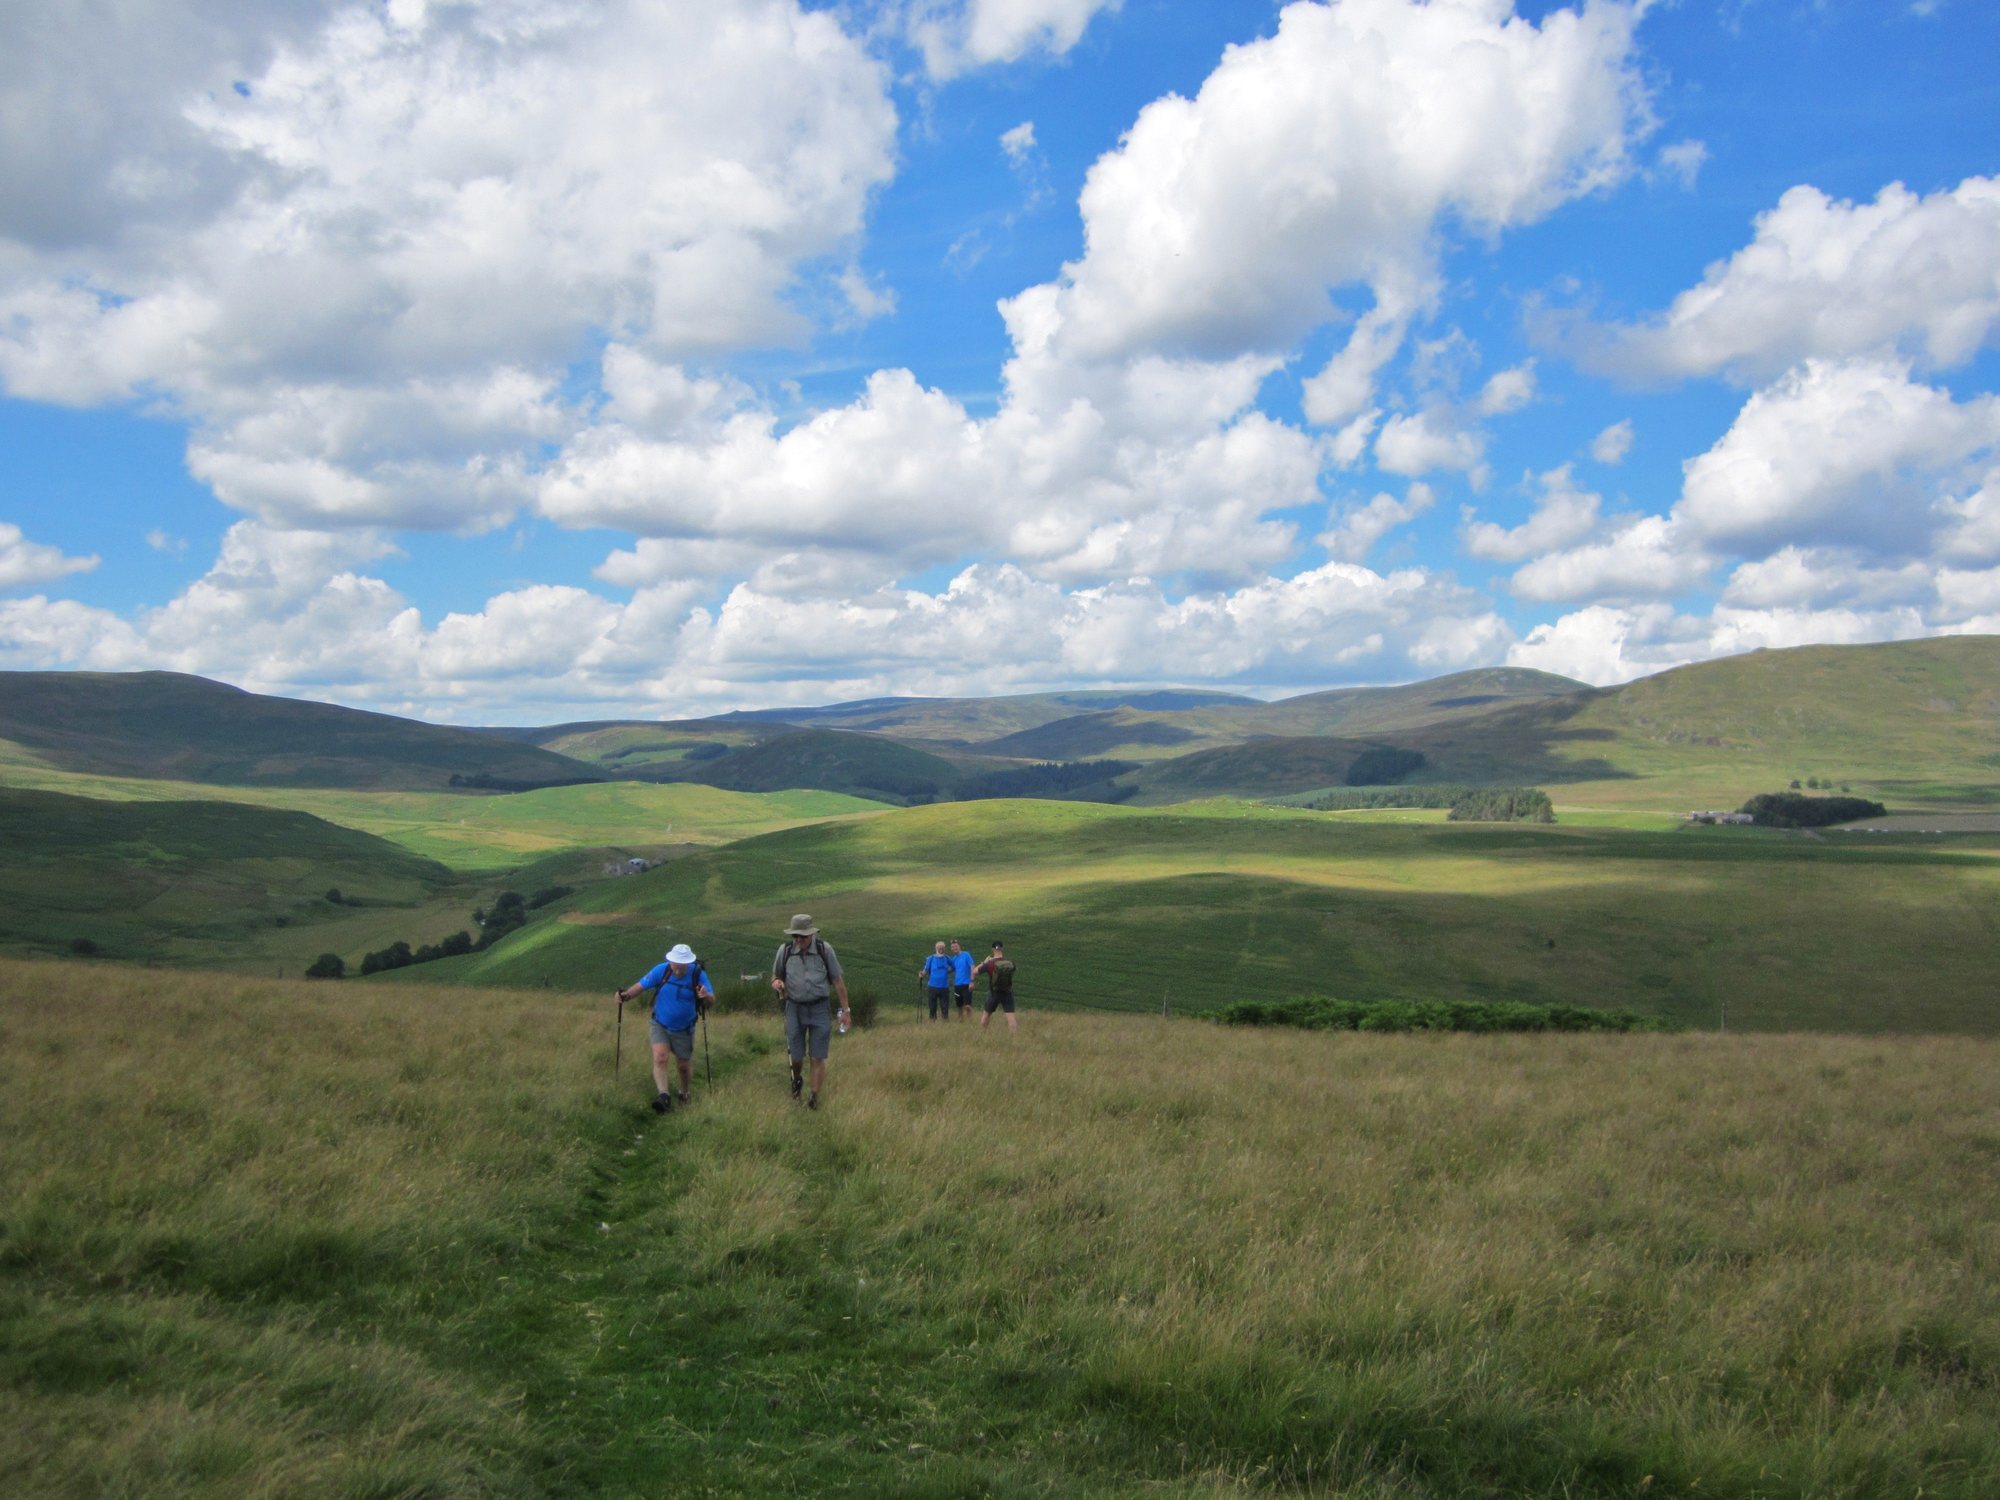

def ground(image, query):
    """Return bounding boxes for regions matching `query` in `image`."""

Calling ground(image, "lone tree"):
[305,952,346,979]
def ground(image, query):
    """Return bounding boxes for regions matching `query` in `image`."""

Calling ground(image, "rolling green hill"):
[0,785,455,966]
[708,686,1263,743]
[0,750,889,872]
[1237,665,1587,736]
[1128,735,1411,797]
[399,798,2000,1035]
[1355,637,2000,812]
[1116,641,2000,808]
[977,708,1208,760]
[0,670,602,790]
[7,637,1998,821]
[477,718,765,770]
[1551,637,2000,807]
[648,728,982,804]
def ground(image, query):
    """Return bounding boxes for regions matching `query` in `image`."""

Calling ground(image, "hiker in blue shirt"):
[615,942,713,1114]
[917,940,953,1021]
[949,939,974,1020]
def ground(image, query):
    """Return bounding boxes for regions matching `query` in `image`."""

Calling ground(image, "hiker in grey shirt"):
[770,912,850,1110]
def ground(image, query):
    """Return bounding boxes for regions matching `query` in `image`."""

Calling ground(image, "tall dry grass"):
[664,1011,2000,1495]
[3,957,1996,1496]
[0,958,626,1497]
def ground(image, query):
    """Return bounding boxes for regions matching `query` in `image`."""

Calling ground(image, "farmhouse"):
[1684,810,1755,825]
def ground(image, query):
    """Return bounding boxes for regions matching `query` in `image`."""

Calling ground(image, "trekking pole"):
[614,992,624,1079]
[701,1002,713,1088]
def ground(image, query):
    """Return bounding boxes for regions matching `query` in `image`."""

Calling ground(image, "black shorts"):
[952,984,971,1006]
[984,990,1015,1014]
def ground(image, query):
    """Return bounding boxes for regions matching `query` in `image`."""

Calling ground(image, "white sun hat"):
[665,943,697,964]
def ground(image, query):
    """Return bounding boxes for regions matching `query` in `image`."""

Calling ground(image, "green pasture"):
[0,751,885,869]
[3,961,1995,1497]
[1519,638,2000,812]
[407,798,2000,1035]
[0,787,460,970]
[524,720,759,769]
[0,760,883,973]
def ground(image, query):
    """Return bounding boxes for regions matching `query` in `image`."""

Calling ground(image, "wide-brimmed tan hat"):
[784,913,819,936]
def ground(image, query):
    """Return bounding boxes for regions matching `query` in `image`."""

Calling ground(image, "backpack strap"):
[775,937,831,981]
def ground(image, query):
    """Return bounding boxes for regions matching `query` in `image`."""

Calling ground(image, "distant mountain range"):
[3,638,1997,808]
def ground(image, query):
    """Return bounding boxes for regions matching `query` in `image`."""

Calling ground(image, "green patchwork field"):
[396,798,2000,1036]
[0,751,885,869]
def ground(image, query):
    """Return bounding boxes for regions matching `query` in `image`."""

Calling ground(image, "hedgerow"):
[1207,995,1669,1033]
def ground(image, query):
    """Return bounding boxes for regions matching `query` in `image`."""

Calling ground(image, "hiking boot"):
[790,1072,803,1100]
[652,1091,672,1114]
[807,1091,820,1111]
[678,1089,691,1106]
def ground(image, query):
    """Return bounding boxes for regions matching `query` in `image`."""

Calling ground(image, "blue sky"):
[2,0,1997,722]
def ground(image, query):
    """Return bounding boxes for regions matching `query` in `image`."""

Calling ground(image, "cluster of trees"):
[1210,996,1666,1033]
[954,760,1139,802]
[1789,776,1851,792]
[307,885,576,980]
[359,931,473,975]
[1740,791,1886,828]
[446,772,602,791]
[1447,787,1555,823]
[1300,785,1468,811]
[471,890,528,947]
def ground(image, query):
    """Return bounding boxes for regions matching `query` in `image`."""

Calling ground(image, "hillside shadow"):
[1403,696,1634,787]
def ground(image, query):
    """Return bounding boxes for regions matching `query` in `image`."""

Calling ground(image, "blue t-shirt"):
[635,961,708,1031]
[923,953,952,988]
[952,951,974,985]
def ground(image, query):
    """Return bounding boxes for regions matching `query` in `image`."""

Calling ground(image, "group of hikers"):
[614,913,1015,1116]
[917,938,1017,1031]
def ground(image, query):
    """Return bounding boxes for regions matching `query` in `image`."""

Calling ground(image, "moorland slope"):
[0,785,454,965]
[1142,638,2000,806]
[0,670,601,790]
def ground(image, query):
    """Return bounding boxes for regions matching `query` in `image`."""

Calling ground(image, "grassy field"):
[404,798,2000,1035]
[3,959,1994,1497]
[0,750,885,870]
[0,786,461,968]
[1426,638,2000,813]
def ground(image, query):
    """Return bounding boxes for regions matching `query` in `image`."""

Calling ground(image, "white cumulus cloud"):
[1676,358,2000,559]
[1574,177,2000,382]
[1461,465,1602,563]
[1036,0,1650,377]
[0,523,99,589]
[907,0,1124,80]
[0,0,899,532]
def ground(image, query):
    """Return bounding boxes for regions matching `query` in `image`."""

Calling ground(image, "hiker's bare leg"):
[979,1010,991,1029]
[677,1055,693,1092]
[652,1044,674,1094]
[810,1057,827,1097]
[1005,1011,1018,1033]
